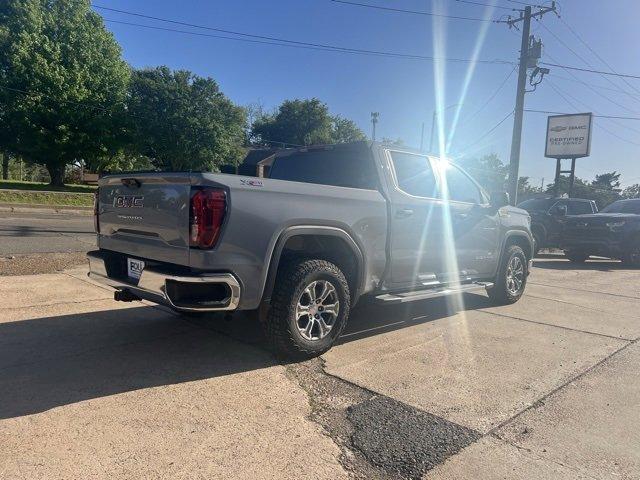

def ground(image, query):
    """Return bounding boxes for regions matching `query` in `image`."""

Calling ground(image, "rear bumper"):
[87,250,241,312]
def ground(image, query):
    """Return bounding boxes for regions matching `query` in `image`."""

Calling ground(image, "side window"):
[549,200,568,214]
[568,201,592,215]
[443,165,483,204]
[389,151,438,198]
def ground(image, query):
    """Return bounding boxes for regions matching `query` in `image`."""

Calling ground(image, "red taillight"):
[190,188,226,249]
[93,188,100,234]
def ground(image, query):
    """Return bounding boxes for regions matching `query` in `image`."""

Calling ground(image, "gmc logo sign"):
[113,195,144,208]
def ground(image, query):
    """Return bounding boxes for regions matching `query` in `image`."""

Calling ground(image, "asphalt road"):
[0,211,95,255]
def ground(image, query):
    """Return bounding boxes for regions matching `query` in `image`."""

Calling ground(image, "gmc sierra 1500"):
[87,142,533,358]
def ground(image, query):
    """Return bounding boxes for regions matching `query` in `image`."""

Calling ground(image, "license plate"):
[127,258,145,280]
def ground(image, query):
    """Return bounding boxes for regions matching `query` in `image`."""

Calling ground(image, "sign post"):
[545,113,593,197]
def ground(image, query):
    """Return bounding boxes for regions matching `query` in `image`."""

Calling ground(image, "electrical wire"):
[458,66,516,126]
[525,109,640,121]
[557,15,640,96]
[543,52,639,114]
[537,21,640,108]
[458,109,514,151]
[453,0,516,11]
[546,78,640,135]
[98,17,514,65]
[540,62,640,80]
[550,73,639,100]
[328,0,492,20]
[546,79,640,146]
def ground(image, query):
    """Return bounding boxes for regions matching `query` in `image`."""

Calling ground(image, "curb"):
[0,203,94,216]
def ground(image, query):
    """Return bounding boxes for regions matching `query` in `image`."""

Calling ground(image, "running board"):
[375,282,493,304]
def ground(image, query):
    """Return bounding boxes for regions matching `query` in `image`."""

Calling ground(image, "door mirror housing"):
[490,191,510,208]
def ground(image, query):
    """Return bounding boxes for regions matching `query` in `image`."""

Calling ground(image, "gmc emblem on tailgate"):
[113,195,144,208]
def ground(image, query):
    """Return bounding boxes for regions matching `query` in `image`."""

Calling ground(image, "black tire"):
[264,259,350,359]
[488,244,528,305]
[621,244,640,267]
[564,251,589,263]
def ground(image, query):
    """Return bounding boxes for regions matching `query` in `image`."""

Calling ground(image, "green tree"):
[128,67,246,171]
[381,137,405,147]
[622,184,640,199]
[251,98,365,146]
[331,116,366,143]
[517,176,542,201]
[0,0,130,186]
[457,153,508,193]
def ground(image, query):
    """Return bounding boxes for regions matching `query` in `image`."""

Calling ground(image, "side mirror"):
[490,191,510,208]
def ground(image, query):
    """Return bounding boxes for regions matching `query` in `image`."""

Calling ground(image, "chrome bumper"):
[87,251,241,312]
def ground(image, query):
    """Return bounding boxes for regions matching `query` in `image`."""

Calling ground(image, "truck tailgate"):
[97,173,192,265]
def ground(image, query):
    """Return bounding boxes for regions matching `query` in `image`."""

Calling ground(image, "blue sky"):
[95,0,640,187]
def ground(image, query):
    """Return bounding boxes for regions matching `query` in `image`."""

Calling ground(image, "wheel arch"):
[261,226,365,306]
[502,230,534,261]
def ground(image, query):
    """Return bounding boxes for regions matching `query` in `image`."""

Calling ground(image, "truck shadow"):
[0,294,488,420]
[532,257,628,271]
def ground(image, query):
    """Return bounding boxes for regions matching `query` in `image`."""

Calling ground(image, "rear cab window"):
[268,143,378,190]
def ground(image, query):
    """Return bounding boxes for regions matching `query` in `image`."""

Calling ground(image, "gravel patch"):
[348,396,481,479]
[0,252,88,276]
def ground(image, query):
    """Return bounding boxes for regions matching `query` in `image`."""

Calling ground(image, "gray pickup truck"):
[88,142,533,358]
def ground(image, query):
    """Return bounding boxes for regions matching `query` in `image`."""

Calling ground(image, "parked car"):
[561,198,640,265]
[517,197,597,254]
[87,142,533,358]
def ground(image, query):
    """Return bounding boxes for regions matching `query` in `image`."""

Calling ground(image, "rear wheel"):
[621,243,640,267]
[564,251,589,263]
[264,259,350,359]
[488,244,528,305]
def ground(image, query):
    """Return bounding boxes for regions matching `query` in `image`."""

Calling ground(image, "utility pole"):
[419,122,425,152]
[498,2,556,205]
[370,112,379,141]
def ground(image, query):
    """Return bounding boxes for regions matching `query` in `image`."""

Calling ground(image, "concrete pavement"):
[0,257,638,479]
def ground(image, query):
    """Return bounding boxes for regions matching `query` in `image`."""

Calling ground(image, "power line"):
[459,66,516,126]
[543,52,639,114]
[545,78,640,135]
[537,21,640,109]
[557,15,640,96]
[524,109,640,121]
[328,0,492,20]
[546,79,640,146]
[540,62,640,80]
[453,0,516,11]
[459,109,514,151]
[98,16,514,65]
[550,73,639,100]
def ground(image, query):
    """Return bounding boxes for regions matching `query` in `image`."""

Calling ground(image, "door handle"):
[395,208,414,218]
[454,212,469,220]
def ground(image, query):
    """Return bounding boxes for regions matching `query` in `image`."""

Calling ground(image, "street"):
[0,215,638,479]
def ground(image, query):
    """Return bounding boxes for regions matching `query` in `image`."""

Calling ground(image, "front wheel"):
[264,259,351,359]
[488,245,528,305]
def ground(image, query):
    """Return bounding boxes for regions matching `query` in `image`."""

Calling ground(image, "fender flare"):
[500,230,534,262]
[261,225,366,305]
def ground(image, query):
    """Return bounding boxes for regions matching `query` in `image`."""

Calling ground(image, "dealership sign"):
[545,113,593,159]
